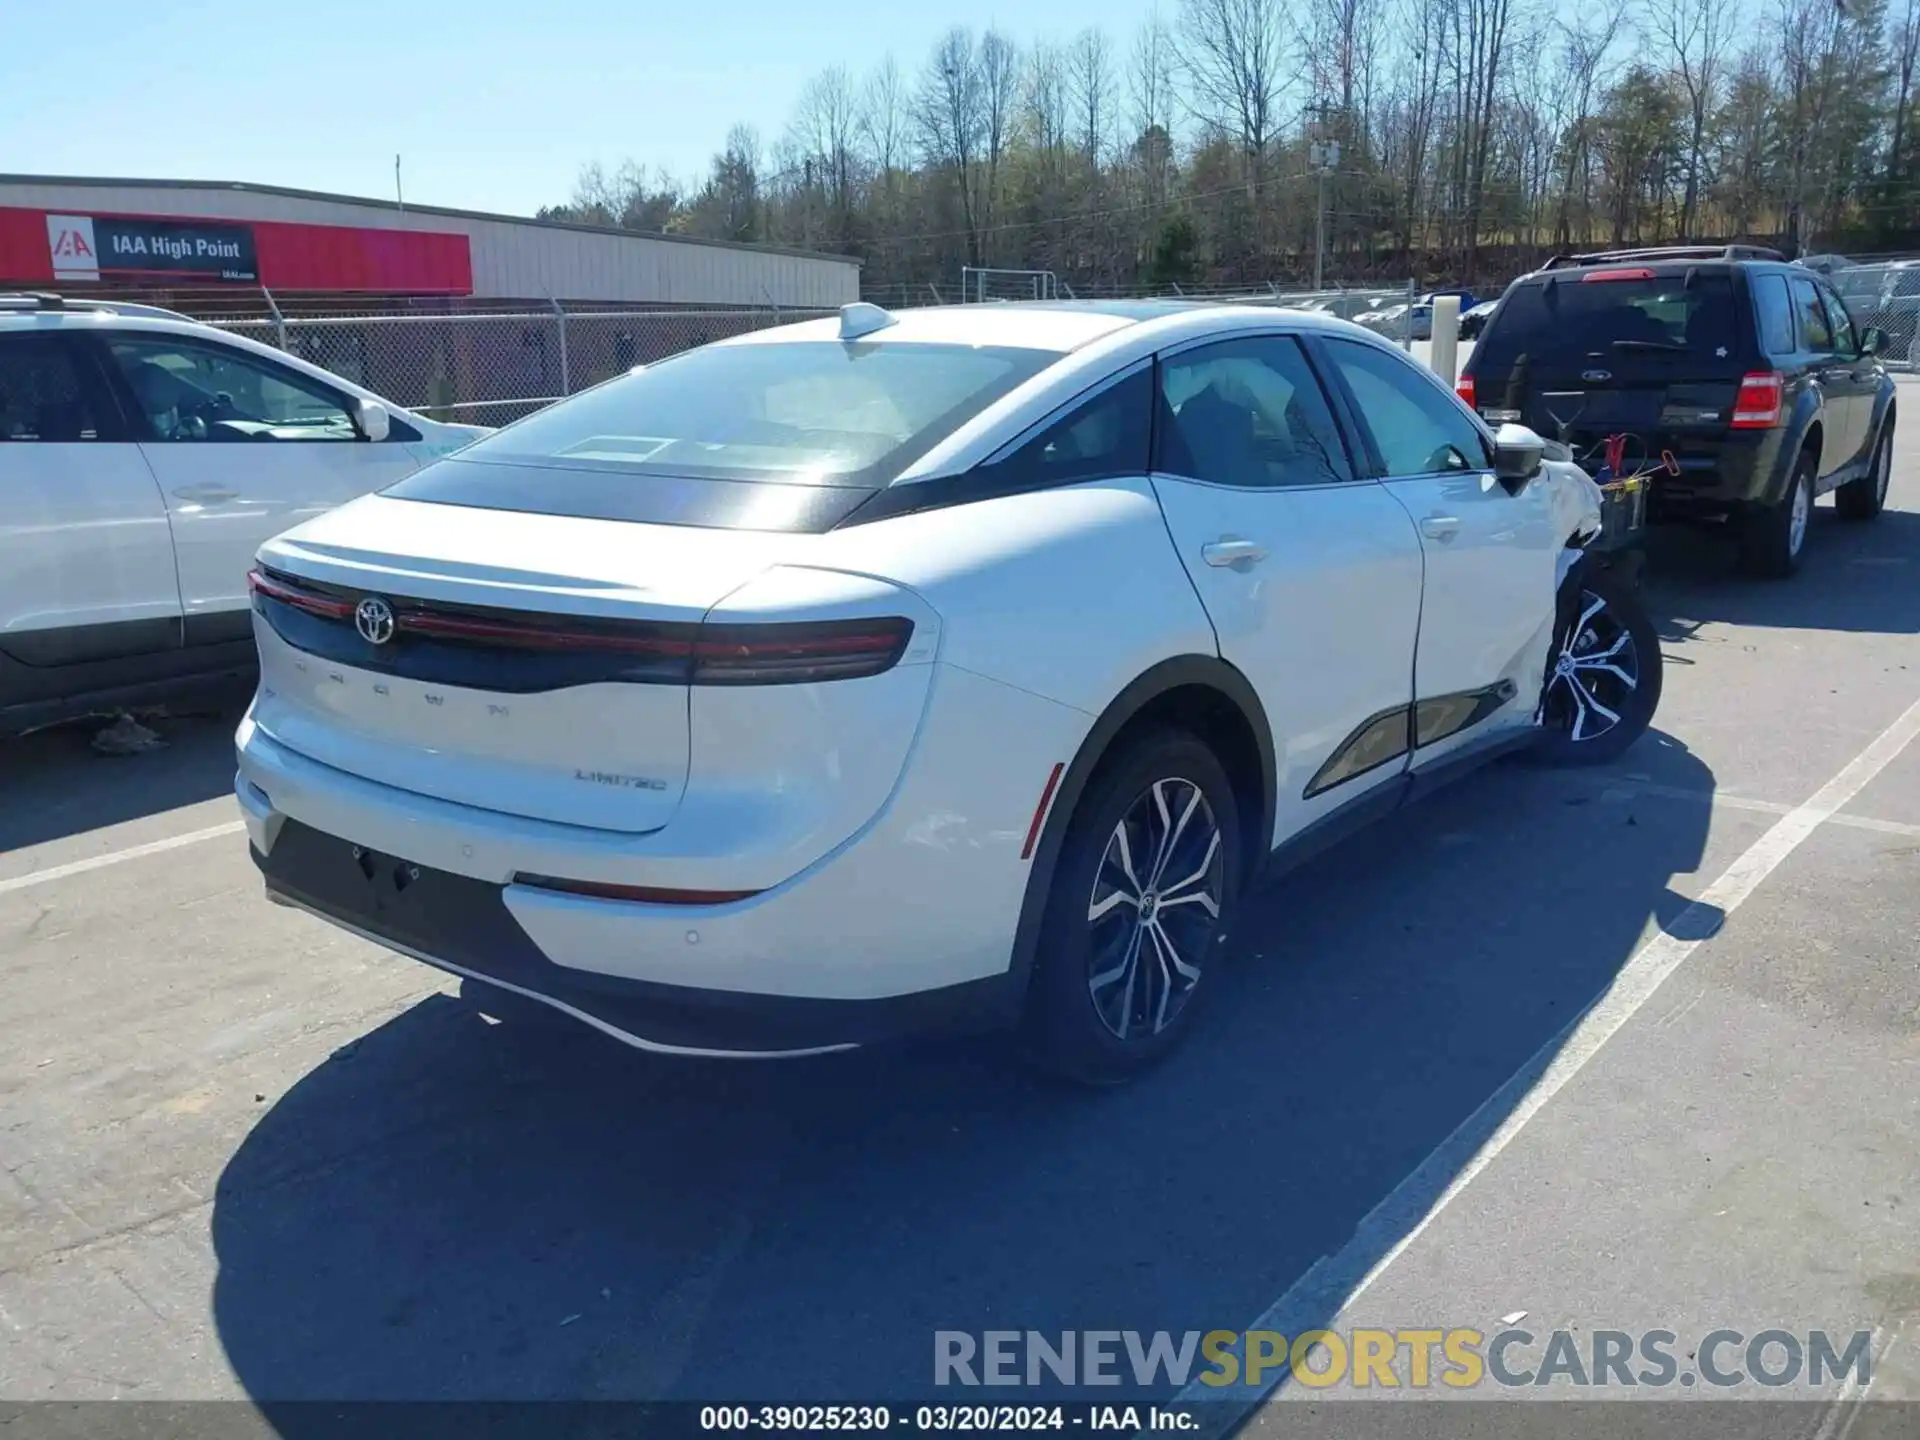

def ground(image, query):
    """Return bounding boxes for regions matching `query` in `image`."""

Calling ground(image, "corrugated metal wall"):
[0,178,861,308]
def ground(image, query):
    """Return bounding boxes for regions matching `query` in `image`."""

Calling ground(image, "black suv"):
[1458,245,1898,577]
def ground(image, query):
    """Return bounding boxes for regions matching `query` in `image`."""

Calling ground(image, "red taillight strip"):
[1581,267,1656,282]
[514,874,763,906]
[1020,762,1066,861]
[248,568,354,620]
[402,611,695,655]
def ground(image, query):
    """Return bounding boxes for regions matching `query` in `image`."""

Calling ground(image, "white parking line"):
[0,821,246,898]
[1175,692,1920,1432]
[1601,780,1920,839]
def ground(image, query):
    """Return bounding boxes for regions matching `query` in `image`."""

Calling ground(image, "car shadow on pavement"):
[0,693,249,854]
[1644,506,1920,637]
[210,734,1719,1417]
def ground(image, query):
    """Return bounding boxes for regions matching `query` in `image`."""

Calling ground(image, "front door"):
[1316,335,1561,770]
[89,331,425,638]
[1147,333,1425,848]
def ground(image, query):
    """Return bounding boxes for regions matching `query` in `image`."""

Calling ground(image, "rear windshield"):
[1475,272,1741,374]
[384,340,1056,526]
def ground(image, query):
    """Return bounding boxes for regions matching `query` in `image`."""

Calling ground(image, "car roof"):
[721,298,1375,356]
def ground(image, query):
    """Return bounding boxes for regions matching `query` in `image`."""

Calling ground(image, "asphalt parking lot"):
[2,390,1917,1429]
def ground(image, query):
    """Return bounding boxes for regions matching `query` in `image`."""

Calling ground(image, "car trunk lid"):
[250,493,822,833]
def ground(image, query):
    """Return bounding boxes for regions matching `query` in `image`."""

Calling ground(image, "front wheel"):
[1533,565,1663,766]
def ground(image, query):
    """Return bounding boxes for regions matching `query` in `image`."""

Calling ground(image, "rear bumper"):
[234,660,1092,1049]
[251,817,1016,1056]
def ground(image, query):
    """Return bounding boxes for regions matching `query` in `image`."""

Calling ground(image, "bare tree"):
[791,66,862,246]
[917,28,986,265]
[980,30,1022,257]
[1551,4,1626,246]
[1173,0,1291,166]
[859,56,908,232]
[1129,10,1179,210]
[1069,28,1117,166]
[1648,0,1733,237]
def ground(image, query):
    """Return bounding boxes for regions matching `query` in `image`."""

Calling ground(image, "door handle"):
[1420,515,1462,541]
[172,483,240,503]
[1201,538,1267,568]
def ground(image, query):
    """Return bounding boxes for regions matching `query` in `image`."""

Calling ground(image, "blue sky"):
[2,0,1159,217]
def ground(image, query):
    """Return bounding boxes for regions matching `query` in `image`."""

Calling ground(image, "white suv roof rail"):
[0,292,197,322]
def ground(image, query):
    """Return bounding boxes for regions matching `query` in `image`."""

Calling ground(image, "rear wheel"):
[1020,730,1242,1085]
[1533,565,1663,766]
[1739,452,1816,579]
[1836,419,1893,521]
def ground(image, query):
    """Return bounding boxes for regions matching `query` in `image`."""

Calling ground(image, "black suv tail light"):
[1731,372,1785,429]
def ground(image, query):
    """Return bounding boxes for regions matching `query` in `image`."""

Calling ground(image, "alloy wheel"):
[1085,778,1225,1040]
[1543,589,1643,745]
[1789,469,1812,558]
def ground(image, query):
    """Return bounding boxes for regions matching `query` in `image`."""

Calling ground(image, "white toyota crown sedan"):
[236,300,1661,1083]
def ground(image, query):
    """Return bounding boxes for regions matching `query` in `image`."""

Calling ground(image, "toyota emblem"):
[354,596,396,646]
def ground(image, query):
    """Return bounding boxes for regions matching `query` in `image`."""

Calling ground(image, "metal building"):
[0,175,860,309]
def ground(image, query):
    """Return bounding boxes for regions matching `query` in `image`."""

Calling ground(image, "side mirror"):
[352,397,391,442]
[1861,326,1888,357]
[1492,422,1545,483]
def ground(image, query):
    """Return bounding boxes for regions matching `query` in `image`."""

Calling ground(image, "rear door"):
[1319,336,1560,769]
[90,330,427,640]
[0,330,182,683]
[1146,333,1426,842]
[1813,278,1874,473]
[1466,268,1748,475]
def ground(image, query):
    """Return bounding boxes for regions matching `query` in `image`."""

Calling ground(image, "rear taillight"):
[249,567,353,619]
[1731,371,1784,429]
[1455,373,1476,408]
[250,565,915,686]
[690,619,915,685]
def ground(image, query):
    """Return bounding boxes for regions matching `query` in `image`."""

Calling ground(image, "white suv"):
[237,301,1661,1083]
[0,294,486,734]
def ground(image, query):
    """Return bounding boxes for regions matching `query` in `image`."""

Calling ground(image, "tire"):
[1019,729,1243,1086]
[1739,451,1816,579]
[1532,564,1664,767]
[1836,417,1893,521]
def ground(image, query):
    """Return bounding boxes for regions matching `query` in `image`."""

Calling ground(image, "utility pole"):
[395,155,405,213]
[1309,139,1340,290]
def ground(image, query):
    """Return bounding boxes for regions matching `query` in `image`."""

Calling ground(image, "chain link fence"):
[1828,257,1920,371]
[199,279,1454,429]
[210,305,833,428]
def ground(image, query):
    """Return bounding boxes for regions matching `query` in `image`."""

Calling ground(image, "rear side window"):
[1752,275,1797,357]
[0,334,111,442]
[977,367,1151,489]
[1476,272,1740,372]
[1789,278,1834,353]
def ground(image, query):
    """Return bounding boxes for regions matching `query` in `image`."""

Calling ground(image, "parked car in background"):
[0,293,490,735]
[1456,245,1897,578]
[1458,298,1501,339]
[237,299,1657,1083]
[1832,260,1920,367]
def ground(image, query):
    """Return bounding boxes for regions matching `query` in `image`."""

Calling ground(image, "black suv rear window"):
[1475,272,1741,375]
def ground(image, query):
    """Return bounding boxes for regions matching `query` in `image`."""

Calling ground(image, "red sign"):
[0,205,473,295]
